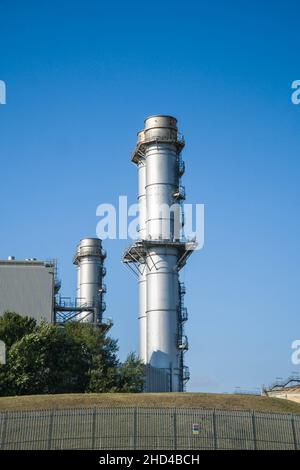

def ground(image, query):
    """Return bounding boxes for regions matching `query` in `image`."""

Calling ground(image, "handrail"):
[266,374,300,391]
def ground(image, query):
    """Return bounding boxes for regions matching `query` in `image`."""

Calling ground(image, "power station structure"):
[73,238,107,323]
[0,257,59,323]
[0,238,111,332]
[55,238,111,330]
[0,116,196,393]
[123,115,196,392]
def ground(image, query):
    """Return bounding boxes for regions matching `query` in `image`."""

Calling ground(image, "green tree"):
[118,353,145,393]
[0,313,145,396]
[7,323,90,395]
[0,312,37,396]
[64,322,120,393]
[0,311,37,348]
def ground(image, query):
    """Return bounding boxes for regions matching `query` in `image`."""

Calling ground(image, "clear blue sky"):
[0,1,299,392]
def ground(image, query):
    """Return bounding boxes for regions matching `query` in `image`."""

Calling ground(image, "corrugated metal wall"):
[0,407,299,450]
[0,264,54,323]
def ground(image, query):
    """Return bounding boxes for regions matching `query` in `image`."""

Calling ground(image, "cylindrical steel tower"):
[123,115,195,392]
[73,238,106,323]
[137,130,147,241]
[146,246,180,390]
[137,133,148,362]
[138,261,147,363]
[144,116,181,390]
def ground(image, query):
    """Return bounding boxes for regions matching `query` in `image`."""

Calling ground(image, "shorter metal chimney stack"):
[73,238,106,323]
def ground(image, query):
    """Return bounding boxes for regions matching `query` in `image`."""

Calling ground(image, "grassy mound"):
[0,392,300,414]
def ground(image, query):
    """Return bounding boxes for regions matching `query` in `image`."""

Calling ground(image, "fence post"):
[47,409,55,450]
[291,415,298,451]
[252,411,257,450]
[92,407,97,450]
[0,412,8,450]
[212,409,218,450]
[173,409,177,450]
[133,407,137,450]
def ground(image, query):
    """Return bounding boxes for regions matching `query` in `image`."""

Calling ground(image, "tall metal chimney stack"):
[73,238,106,323]
[123,115,196,392]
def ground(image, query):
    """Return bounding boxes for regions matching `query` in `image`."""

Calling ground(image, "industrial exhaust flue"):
[73,238,107,323]
[123,115,196,392]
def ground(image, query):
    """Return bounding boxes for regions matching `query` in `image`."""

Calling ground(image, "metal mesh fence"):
[0,406,299,450]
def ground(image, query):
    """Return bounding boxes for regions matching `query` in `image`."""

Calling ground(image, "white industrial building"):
[0,257,57,323]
